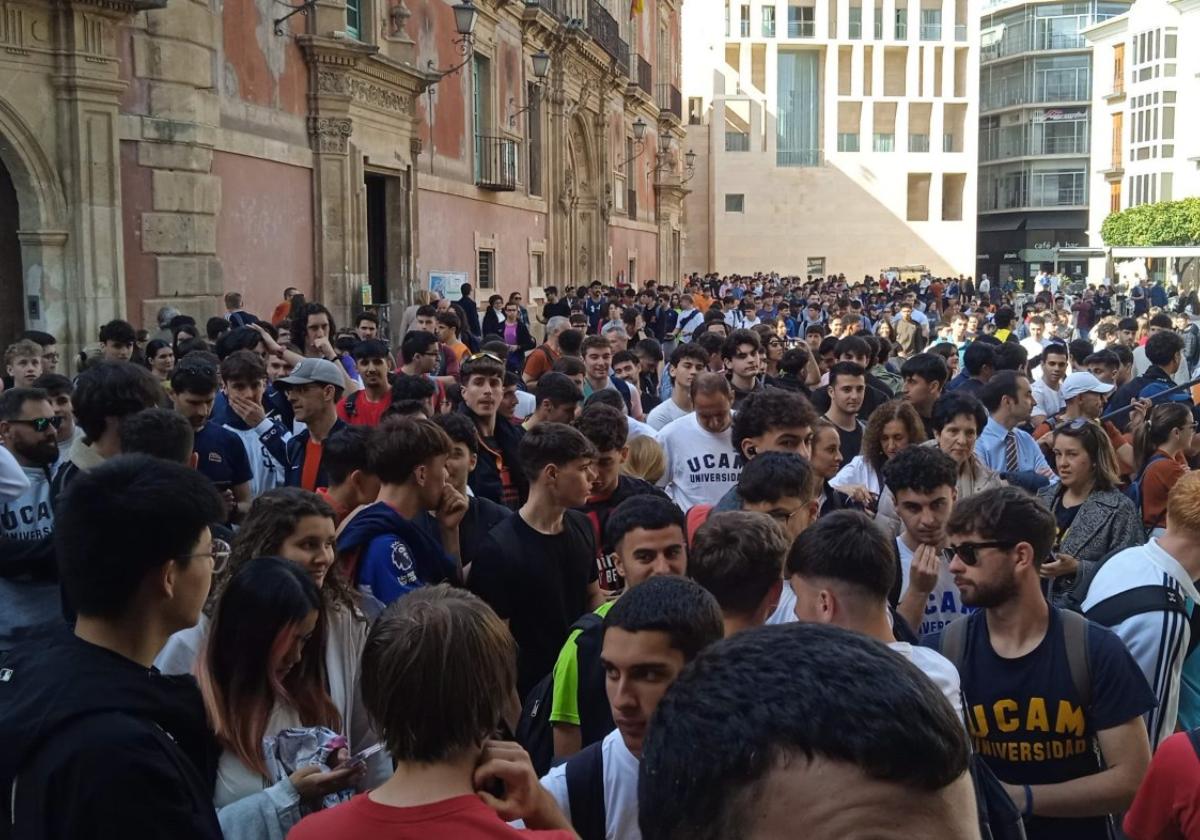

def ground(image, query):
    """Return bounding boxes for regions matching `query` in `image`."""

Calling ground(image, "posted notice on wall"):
[429,271,468,302]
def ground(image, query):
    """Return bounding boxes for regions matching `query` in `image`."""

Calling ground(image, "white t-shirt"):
[1020,336,1046,362]
[830,455,883,497]
[1030,378,1065,419]
[646,398,688,431]
[767,580,797,625]
[541,728,641,840]
[0,446,29,503]
[896,537,972,636]
[889,642,964,719]
[656,413,742,511]
[1080,538,1200,751]
[626,416,657,443]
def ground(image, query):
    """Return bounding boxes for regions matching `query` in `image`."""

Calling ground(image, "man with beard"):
[0,388,63,642]
[170,357,252,523]
[928,486,1154,840]
[337,339,391,427]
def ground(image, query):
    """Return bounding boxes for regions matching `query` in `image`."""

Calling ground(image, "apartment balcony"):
[656,82,682,122]
[920,23,942,40]
[637,56,652,96]
[777,148,823,167]
[529,0,585,25]
[955,24,967,40]
[586,0,629,73]
[475,134,520,191]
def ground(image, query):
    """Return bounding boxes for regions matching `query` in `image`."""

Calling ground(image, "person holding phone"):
[156,488,389,791]
[290,585,577,839]
[199,557,365,834]
[1036,419,1144,605]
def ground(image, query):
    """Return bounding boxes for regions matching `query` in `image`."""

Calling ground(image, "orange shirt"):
[522,344,559,383]
[301,437,323,491]
[1141,449,1188,528]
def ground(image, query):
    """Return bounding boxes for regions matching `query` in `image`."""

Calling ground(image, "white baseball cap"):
[1061,371,1115,401]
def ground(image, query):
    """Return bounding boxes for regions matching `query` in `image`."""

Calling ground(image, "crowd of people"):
[2,270,1200,839]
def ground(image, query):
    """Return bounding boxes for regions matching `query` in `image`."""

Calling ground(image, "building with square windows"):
[976,0,1130,287]
[680,0,978,278]
[1083,0,1199,285]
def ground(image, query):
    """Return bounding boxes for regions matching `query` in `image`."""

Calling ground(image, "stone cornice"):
[297,33,378,67]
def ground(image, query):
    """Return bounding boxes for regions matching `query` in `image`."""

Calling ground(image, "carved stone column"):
[299,35,376,327]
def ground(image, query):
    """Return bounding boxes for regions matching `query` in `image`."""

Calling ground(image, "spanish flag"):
[631,0,643,15]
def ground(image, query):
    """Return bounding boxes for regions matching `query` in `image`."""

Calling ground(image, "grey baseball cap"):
[276,357,343,388]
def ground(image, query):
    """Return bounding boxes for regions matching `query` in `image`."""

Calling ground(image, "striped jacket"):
[1080,539,1200,750]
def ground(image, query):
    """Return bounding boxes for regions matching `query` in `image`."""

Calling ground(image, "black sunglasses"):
[8,416,63,433]
[948,540,1015,566]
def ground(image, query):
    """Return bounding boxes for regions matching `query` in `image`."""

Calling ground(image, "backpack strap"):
[936,611,972,672]
[1058,609,1093,711]
[344,390,359,420]
[565,740,606,840]
[1084,585,1190,628]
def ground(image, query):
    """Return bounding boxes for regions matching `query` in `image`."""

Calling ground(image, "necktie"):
[1004,431,1020,472]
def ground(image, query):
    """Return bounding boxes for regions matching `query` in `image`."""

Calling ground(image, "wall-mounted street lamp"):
[615,116,649,169]
[425,0,480,79]
[683,148,697,182]
[508,51,552,127]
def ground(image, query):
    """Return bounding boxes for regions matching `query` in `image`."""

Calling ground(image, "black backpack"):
[564,740,606,840]
[514,610,605,778]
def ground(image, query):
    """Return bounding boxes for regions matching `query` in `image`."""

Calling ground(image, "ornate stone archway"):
[0,98,71,351]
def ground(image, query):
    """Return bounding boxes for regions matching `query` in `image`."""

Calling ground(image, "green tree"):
[1101,197,1200,246]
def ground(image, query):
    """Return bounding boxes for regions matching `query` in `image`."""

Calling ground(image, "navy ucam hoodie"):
[337,501,459,605]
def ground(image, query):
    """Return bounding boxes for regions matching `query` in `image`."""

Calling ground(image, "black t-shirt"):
[469,510,598,697]
[543,300,571,321]
[830,418,864,465]
[1052,496,1081,547]
[936,609,1156,840]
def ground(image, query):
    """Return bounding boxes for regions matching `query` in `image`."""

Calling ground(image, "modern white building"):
[680,0,979,278]
[975,0,1130,286]
[1083,0,1200,285]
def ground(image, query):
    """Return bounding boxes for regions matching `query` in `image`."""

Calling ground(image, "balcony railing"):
[475,134,519,191]
[725,131,750,151]
[530,0,585,25]
[920,23,942,40]
[954,23,967,40]
[656,82,682,119]
[777,148,822,166]
[637,55,652,96]
[787,19,815,37]
[586,0,626,68]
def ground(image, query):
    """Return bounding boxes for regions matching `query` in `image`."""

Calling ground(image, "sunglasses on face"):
[8,416,63,433]
[948,540,1014,566]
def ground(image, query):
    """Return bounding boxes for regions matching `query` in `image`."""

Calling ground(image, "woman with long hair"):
[202,557,363,822]
[157,489,388,788]
[1132,402,1194,535]
[830,400,925,515]
[759,328,786,378]
[144,339,175,381]
[1037,419,1144,603]
[810,417,856,517]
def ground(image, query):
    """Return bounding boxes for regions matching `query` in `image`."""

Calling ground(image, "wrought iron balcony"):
[527,0,585,25]
[656,83,682,120]
[474,134,520,191]
[587,0,628,69]
[638,56,652,96]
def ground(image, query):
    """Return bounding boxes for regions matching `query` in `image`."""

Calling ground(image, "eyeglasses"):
[7,416,63,433]
[466,351,504,364]
[180,538,231,574]
[948,540,1015,566]
[766,508,805,527]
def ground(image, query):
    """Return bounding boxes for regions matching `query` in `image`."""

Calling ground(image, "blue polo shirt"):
[193,422,252,490]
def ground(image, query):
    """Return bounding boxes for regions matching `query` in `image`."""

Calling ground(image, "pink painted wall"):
[213,151,314,317]
[609,226,661,285]
[416,188,546,301]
